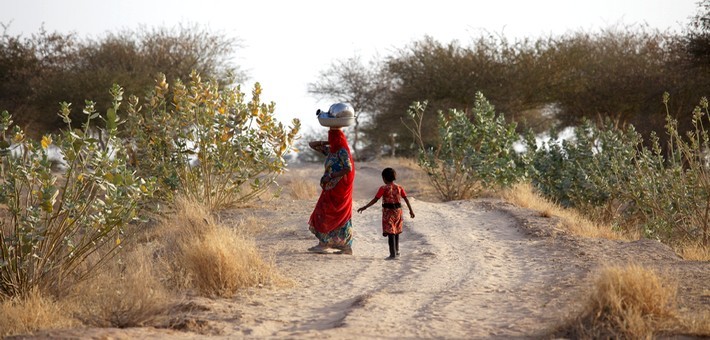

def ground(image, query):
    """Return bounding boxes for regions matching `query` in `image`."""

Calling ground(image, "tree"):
[0,23,243,136]
[686,0,710,66]
[308,55,390,160]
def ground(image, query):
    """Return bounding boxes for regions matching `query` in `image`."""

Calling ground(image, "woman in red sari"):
[307,127,355,254]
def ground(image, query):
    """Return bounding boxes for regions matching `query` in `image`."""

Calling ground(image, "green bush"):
[527,119,641,211]
[528,95,710,246]
[0,85,153,299]
[609,95,710,245]
[124,72,300,210]
[406,92,523,200]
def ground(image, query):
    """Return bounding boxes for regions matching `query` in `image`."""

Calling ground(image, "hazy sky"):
[1,0,700,131]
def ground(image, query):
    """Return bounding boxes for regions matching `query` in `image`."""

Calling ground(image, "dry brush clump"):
[67,244,173,328]
[555,264,709,339]
[277,166,318,200]
[502,183,626,240]
[153,197,279,298]
[0,288,77,337]
[675,242,710,261]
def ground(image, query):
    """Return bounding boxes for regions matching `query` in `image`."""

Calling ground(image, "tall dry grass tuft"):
[0,289,76,337]
[286,178,318,200]
[559,264,680,339]
[678,309,710,337]
[181,226,274,297]
[676,242,710,261]
[502,183,626,240]
[155,196,280,297]
[68,245,173,328]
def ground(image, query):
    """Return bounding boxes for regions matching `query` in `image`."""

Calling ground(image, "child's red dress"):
[375,183,407,236]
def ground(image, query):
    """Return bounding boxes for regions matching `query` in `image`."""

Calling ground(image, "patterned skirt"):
[309,219,353,247]
[382,208,403,236]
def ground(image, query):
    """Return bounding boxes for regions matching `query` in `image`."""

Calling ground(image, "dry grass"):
[501,183,626,240]
[0,289,77,337]
[557,264,679,339]
[678,310,710,337]
[285,178,318,200]
[67,245,173,328]
[154,196,281,297]
[230,213,267,236]
[676,242,710,261]
[181,225,275,297]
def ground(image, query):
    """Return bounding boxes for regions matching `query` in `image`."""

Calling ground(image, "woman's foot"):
[386,255,397,260]
[307,244,329,253]
[337,245,353,255]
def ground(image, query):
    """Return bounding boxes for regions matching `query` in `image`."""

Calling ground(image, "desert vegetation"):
[0,67,298,336]
[554,264,709,339]
[1,2,709,337]
[0,23,242,136]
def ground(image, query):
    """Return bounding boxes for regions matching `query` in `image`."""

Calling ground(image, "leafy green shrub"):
[608,95,710,245]
[124,72,300,210]
[528,95,710,246]
[0,85,153,299]
[405,92,523,200]
[527,119,641,213]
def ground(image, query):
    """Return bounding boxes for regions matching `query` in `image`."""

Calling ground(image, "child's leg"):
[395,234,400,256]
[387,234,396,258]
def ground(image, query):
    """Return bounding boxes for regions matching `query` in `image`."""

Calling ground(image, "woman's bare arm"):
[309,140,328,155]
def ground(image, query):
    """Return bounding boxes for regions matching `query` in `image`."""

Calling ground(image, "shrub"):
[0,288,76,337]
[70,245,172,328]
[124,72,300,211]
[611,94,710,245]
[0,85,153,299]
[152,197,279,297]
[527,118,641,213]
[558,264,678,339]
[405,92,524,200]
[527,95,710,246]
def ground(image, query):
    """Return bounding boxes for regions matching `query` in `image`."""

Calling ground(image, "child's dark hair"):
[382,167,397,182]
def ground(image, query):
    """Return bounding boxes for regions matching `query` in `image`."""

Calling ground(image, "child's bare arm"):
[357,197,379,213]
[403,196,415,218]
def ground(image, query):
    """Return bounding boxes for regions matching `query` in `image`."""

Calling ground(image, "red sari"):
[308,130,355,242]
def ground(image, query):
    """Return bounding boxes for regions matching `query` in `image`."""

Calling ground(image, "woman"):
[307,127,355,255]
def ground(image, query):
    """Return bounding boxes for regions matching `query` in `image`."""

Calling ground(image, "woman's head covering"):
[328,129,350,154]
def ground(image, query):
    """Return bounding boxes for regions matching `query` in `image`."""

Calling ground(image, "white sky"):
[0,0,700,131]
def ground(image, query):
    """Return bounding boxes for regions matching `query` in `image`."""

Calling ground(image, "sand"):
[11,160,709,339]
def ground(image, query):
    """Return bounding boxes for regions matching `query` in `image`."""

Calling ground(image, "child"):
[357,167,415,259]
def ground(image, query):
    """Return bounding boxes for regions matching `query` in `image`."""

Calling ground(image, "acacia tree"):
[0,23,243,136]
[308,55,390,159]
[372,36,554,157]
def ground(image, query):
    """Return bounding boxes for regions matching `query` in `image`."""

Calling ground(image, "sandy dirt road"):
[208,161,706,339]
[14,161,708,339]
